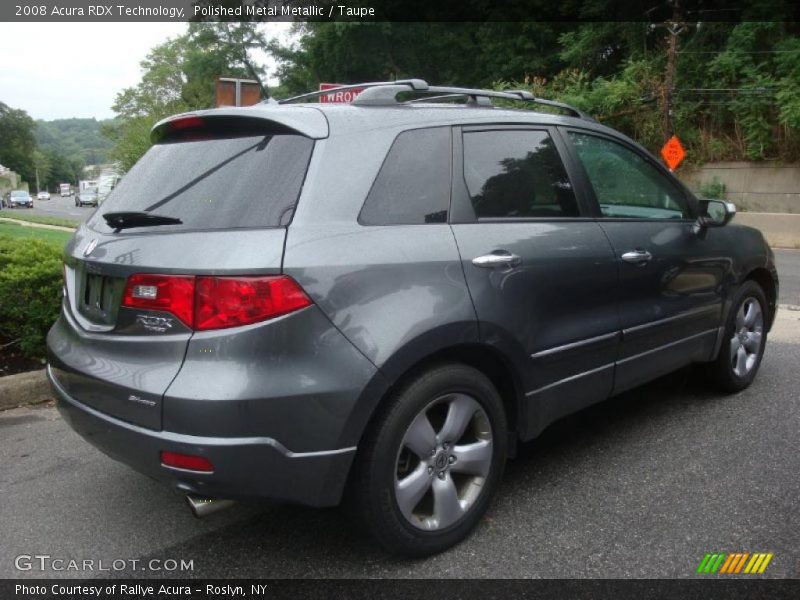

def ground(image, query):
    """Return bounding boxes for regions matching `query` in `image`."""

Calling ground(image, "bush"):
[699,177,727,200]
[0,237,63,358]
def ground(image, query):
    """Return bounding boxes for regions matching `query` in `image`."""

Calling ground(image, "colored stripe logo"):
[696,552,773,574]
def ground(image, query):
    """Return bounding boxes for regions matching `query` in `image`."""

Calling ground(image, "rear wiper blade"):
[103,211,182,231]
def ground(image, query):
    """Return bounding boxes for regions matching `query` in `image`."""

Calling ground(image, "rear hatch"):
[49,114,316,430]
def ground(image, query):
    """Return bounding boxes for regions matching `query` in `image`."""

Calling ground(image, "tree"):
[0,102,37,184]
[107,23,269,170]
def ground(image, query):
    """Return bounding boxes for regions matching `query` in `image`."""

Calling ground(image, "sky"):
[0,22,291,121]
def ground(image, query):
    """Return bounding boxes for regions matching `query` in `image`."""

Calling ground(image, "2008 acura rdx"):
[47,80,779,557]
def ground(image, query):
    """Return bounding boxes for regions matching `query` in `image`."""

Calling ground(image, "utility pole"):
[663,0,685,141]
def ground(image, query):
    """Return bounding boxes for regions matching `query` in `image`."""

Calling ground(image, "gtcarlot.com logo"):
[696,552,774,575]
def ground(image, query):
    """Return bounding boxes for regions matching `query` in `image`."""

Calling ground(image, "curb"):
[0,216,76,232]
[0,369,52,410]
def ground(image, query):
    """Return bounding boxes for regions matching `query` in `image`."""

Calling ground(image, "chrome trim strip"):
[622,305,719,337]
[616,328,719,365]
[47,365,356,459]
[530,331,619,360]
[525,363,615,397]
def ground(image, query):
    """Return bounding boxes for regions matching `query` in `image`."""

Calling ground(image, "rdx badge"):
[136,314,174,333]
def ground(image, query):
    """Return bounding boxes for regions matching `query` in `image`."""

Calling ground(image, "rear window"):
[89,132,313,233]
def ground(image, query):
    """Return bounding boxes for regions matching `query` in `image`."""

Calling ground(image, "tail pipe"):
[185,494,236,518]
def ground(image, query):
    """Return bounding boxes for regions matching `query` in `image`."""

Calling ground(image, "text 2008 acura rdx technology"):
[47,80,779,557]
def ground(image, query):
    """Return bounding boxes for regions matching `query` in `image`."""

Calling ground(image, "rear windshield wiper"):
[103,211,183,231]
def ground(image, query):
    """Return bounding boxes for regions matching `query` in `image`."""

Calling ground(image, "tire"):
[351,363,508,557]
[704,280,768,393]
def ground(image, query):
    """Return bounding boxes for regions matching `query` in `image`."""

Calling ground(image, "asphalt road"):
[1,307,798,579]
[7,192,95,223]
[776,249,800,306]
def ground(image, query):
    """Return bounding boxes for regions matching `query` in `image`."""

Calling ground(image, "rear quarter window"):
[89,132,314,233]
[359,127,451,225]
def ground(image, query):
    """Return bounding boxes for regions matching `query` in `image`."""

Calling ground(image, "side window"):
[568,132,689,219]
[462,129,579,219]
[359,127,451,225]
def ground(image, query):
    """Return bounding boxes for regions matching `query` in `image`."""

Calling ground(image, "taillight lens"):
[194,276,311,331]
[122,274,195,327]
[121,274,311,331]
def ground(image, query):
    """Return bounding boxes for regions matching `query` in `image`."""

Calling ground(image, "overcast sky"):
[0,22,290,121]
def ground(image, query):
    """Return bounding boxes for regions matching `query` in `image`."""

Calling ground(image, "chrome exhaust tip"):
[185,494,236,518]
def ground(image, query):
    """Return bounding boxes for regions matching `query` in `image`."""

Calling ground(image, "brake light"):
[121,274,311,331]
[122,274,195,327]
[168,115,203,130]
[160,451,213,473]
[194,275,311,331]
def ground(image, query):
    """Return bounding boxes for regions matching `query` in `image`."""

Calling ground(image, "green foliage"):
[699,177,727,199]
[0,102,37,183]
[108,23,268,171]
[35,118,112,167]
[0,235,64,358]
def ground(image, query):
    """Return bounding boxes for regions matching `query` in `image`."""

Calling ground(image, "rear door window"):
[462,129,579,219]
[359,127,451,225]
[89,131,313,233]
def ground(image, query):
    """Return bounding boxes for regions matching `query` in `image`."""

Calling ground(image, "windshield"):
[11,191,27,197]
[88,132,314,234]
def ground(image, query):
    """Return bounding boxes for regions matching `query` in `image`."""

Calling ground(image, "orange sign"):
[660,135,686,171]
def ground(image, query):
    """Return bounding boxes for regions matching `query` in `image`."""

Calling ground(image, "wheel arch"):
[340,342,525,462]
[744,267,777,331]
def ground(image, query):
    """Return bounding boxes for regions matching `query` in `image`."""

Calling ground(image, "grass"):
[0,222,72,246]
[0,212,79,229]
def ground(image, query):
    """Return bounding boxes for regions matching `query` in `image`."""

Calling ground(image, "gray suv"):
[47,80,779,557]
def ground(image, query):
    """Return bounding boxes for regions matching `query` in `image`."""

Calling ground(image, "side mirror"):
[693,199,736,234]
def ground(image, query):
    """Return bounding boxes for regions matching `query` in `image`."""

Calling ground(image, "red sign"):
[319,83,366,103]
[660,135,686,171]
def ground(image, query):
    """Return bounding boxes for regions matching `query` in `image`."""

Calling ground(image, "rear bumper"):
[48,365,356,507]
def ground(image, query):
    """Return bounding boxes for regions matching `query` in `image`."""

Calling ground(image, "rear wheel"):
[351,363,507,557]
[705,280,768,392]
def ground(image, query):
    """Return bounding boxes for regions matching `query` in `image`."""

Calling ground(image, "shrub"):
[0,237,63,358]
[699,177,727,200]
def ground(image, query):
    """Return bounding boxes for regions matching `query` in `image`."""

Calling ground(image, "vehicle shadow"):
[110,366,743,578]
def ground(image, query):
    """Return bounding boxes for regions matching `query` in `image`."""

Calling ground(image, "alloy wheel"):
[394,393,493,531]
[730,297,764,378]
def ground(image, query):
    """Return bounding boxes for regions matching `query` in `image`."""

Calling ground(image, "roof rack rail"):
[278,79,593,120]
[278,79,429,104]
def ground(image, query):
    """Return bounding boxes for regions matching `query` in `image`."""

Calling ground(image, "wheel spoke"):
[729,335,741,357]
[451,439,492,477]
[403,412,437,459]
[735,305,746,329]
[431,473,464,529]
[735,345,748,376]
[744,331,762,353]
[395,464,432,519]
[438,394,477,444]
[744,301,761,328]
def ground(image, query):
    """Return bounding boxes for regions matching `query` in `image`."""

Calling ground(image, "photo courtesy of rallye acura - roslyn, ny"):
[47,80,779,557]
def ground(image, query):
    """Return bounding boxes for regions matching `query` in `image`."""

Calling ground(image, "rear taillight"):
[121,274,311,331]
[122,274,195,327]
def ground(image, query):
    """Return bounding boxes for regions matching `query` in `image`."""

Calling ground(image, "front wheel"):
[351,363,507,557]
[704,280,768,393]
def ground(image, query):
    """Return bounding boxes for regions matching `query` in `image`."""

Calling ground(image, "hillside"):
[35,118,114,165]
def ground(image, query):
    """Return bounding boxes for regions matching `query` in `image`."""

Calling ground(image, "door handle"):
[472,251,521,269]
[620,249,653,265]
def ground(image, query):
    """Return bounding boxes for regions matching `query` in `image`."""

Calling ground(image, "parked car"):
[75,188,98,207]
[8,190,33,208]
[47,80,779,557]
[37,190,51,201]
